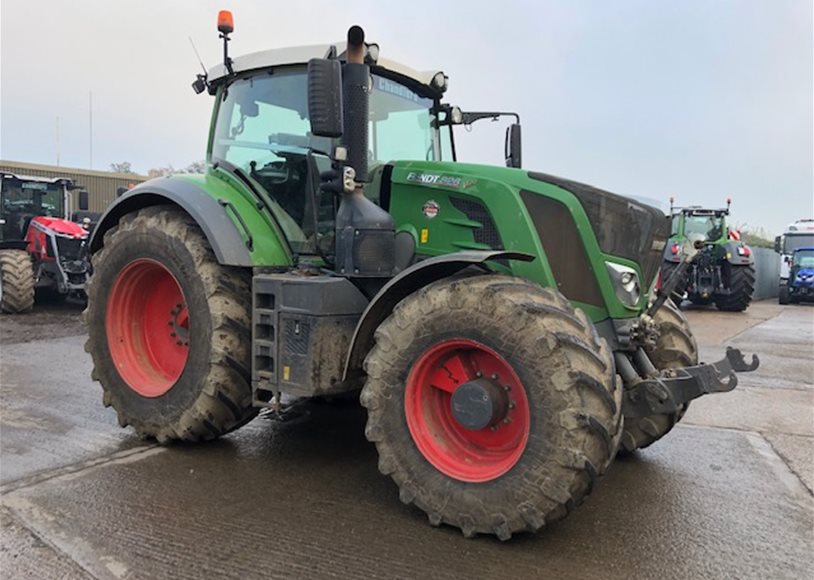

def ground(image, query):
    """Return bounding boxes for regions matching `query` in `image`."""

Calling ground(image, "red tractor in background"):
[0,172,92,313]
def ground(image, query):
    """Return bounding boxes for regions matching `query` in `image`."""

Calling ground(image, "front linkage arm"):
[623,347,760,418]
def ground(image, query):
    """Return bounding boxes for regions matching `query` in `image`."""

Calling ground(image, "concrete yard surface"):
[0,299,812,579]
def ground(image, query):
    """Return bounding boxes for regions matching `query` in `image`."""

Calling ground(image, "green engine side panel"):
[386,160,647,322]
[175,171,292,267]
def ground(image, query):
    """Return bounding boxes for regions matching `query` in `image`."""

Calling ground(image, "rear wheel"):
[715,263,755,312]
[84,206,257,442]
[361,276,621,539]
[620,299,698,453]
[0,249,35,314]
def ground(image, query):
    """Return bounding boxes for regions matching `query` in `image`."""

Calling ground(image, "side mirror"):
[78,190,89,211]
[307,58,343,138]
[774,235,782,254]
[505,123,522,168]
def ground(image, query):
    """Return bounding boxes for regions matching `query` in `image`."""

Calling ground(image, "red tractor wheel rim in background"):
[405,339,531,483]
[106,259,190,397]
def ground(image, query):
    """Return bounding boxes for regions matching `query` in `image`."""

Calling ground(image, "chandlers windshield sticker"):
[375,76,421,103]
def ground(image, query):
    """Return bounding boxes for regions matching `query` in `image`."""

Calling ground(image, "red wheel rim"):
[405,339,530,483]
[106,259,190,397]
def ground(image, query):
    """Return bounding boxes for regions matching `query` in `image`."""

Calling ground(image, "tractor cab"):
[0,173,72,247]
[671,206,729,244]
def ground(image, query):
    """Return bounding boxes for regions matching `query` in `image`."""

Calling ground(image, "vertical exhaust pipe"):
[333,25,395,284]
[342,25,369,183]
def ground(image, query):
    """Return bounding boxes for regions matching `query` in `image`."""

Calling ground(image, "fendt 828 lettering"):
[84,13,759,539]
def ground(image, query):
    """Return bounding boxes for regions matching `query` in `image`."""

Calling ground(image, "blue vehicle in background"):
[779,247,814,304]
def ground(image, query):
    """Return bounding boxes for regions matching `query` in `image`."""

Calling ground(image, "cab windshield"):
[683,215,724,241]
[793,250,814,268]
[210,68,440,254]
[1,178,64,241]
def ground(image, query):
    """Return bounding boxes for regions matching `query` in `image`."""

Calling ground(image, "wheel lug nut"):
[176,340,182,346]
[504,385,511,392]
[170,332,176,337]
[503,417,512,424]
[509,401,516,409]
[491,373,498,380]
[476,371,483,378]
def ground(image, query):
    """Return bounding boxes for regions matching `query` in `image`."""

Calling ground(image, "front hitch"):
[622,347,760,418]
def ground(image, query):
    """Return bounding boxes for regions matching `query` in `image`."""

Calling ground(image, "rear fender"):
[89,175,290,267]
[722,241,755,266]
[342,250,534,380]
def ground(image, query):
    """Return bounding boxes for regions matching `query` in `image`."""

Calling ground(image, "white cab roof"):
[208,41,439,93]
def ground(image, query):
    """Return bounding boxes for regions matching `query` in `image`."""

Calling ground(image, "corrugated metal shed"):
[0,160,148,213]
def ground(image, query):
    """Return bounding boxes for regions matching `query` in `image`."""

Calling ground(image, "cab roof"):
[207,42,443,98]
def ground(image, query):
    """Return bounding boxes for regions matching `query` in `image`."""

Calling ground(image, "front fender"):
[90,175,290,267]
[342,250,534,380]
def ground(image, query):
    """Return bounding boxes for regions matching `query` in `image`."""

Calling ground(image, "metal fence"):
[752,247,780,299]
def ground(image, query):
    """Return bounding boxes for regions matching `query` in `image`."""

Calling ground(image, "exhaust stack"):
[333,26,395,283]
[342,25,369,183]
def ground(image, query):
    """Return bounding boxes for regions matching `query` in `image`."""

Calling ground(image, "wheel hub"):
[450,377,509,430]
[404,338,531,483]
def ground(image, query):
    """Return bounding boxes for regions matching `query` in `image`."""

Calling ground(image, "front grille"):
[55,236,83,261]
[450,197,504,250]
[528,172,669,287]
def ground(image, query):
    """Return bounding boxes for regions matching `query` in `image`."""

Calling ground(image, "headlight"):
[431,71,448,93]
[606,262,641,308]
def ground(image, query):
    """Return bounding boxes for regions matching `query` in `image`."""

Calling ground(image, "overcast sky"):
[1,0,811,234]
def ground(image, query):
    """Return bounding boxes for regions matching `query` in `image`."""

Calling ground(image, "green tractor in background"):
[660,198,755,311]
[84,14,758,539]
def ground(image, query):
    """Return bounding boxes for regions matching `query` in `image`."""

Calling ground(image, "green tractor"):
[659,199,755,311]
[84,15,759,539]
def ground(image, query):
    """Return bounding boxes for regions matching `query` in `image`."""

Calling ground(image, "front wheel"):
[779,284,790,305]
[0,249,35,314]
[620,299,698,453]
[361,276,621,539]
[84,206,257,442]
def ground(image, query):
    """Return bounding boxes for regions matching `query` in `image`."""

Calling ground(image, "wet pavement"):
[1,300,812,579]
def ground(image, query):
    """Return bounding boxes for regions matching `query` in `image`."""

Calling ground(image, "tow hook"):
[622,347,760,418]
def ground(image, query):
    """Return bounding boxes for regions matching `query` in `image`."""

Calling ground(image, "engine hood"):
[31,216,88,239]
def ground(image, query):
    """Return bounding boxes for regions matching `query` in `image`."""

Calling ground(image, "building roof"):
[207,41,442,95]
[0,159,147,181]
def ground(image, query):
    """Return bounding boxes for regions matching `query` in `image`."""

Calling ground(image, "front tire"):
[778,284,790,305]
[84,206,257,442]
[0,249,35,314]
[361,276,622,539]
[620,299,698,453]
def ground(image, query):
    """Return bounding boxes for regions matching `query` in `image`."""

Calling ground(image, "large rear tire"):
[715,263,755,312]
[620,299,698,453]
[361,276,622,539]
[0,249,35,314]
[84,206,257,442]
